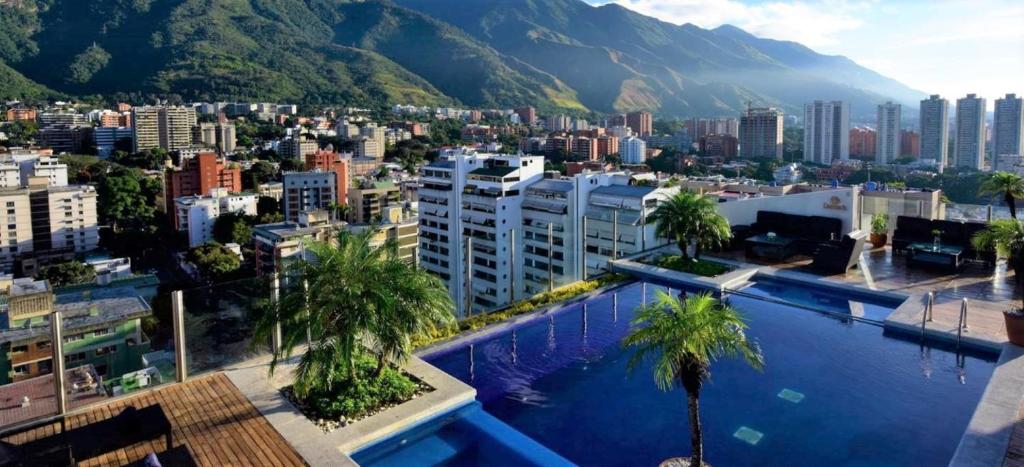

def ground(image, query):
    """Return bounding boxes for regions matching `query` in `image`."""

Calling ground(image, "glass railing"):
[945,203,1007,222]
[180,276,272,377]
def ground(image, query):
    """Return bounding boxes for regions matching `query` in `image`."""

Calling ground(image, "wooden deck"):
[2,373,306,466]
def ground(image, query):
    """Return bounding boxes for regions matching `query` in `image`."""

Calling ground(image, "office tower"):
[418,151,545,316]
[919,95,949,171]
[739,108,784,159]
[94,127,134,158]
[131,106,198,153]
[803,100,850,164]
[36,126,93,154]
[875,102,901,164]
[954,94,986,169]
[993,93,1024,170]
[626,111,653,137]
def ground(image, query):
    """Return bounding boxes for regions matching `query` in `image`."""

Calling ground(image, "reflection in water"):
[612,293,618,323]
[547,316,556,353]
[512,330,518,365]
[468,343,475,382]
[919,345,932,379]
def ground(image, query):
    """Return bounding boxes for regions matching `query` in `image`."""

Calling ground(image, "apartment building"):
[278,137,318,159]
[739,108,784,159]
[253,210,339,274]
[94,127,134,158]
[418,151,544,316]
[626,111,653,137]
[131,106,197,153]
[164,152,243,215]
[0,153,68,188]
[174,188,258,247]
[954,94,986,169]
[584,184,674,275]
[803,100,850,164]
[876,102,902,164]
[993,94,1024,170]
[304,150,349,206]
[37,125,93,154]
[919,95,949,171]
[193,122,237,154]
[620,136,647,164]
[348,180,401,224]
[0,188,33,273]
[5,108,36,122]
[348,205,418,263]
[0,279,152,384]
[282,170,339,222]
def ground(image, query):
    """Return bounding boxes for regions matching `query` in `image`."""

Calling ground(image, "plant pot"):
[869,233,887,248]
[1005,311,1024,346]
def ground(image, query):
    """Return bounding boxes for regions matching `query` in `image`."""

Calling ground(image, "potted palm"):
[624,291,763,467]
[869,213,888,248]
[972,220,1024,346]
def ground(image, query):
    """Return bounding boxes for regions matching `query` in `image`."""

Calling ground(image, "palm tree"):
[979,171,1024,219]
[254,229,454,398]
[624,291,763,467]
[973,219,1024,309]
[648,191,732,260]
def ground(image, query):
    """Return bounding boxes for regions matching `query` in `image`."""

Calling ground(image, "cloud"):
[587,0,869,47]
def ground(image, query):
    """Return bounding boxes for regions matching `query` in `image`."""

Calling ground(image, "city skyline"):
[586,0,1024,108]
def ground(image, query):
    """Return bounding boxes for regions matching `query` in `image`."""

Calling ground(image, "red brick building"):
[900,130,920,158]
[304,150,350,205]
[572,137,599,161]
[849,127,877,159]
[699,134,739,158]
[596,135,620,158]
[626,111,653,137]
[514,107,536,125]
[164,152,243,216]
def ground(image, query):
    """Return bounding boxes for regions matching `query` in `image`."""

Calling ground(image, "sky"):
[584,0,1024,107]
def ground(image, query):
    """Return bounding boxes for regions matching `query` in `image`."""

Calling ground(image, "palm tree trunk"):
[374,354,387,378]
[678,240,690,261]
[693,244,702,261]
[686,389,703,467]
[1007,193,1018,219]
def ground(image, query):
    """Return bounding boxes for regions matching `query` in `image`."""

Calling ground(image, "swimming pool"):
[424,281,996,466]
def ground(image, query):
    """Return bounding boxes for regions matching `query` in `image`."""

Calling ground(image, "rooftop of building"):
[590,184,659,198]
[0,286,151,344]
[253,220,340,241]
[527,178,574,194]
[469,166,518,178]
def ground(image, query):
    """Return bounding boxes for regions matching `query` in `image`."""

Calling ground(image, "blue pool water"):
[424,281,997,467]
[353,402,571,466]
[739,275,905,322]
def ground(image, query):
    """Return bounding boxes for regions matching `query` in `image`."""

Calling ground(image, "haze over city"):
[588,0,1024,107]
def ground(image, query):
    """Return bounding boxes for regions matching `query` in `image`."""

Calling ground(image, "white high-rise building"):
[620,136,647,164]
[803,100,850,164]
[875,102,901,164]
[919,95,950,172]
[418,150,545,316]
[0,153,68,188]
[993,93,1024,170]
[954,94,987,169]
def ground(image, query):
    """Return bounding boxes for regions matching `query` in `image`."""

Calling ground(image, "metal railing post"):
[51,310,67,416]
[171,290,187,382]
[270,274,282,354]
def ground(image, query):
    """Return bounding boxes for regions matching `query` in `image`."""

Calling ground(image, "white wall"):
[715,187,860,234]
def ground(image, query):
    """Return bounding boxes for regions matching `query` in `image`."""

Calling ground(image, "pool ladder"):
[919,292,970,350]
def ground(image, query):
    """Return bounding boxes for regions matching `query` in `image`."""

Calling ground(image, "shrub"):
[293,353,420,421]
[412,273,629,348]
[655,256,730,277]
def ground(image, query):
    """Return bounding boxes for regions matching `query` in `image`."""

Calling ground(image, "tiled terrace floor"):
[2,373,305,466]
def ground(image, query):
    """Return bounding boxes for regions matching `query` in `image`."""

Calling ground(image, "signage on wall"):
[823,195,847,211]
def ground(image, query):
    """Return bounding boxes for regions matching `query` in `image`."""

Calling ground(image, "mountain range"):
[0,0,924,120]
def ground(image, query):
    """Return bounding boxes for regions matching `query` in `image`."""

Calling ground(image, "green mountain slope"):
[396,0,924,118]
[1,0,922,119]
